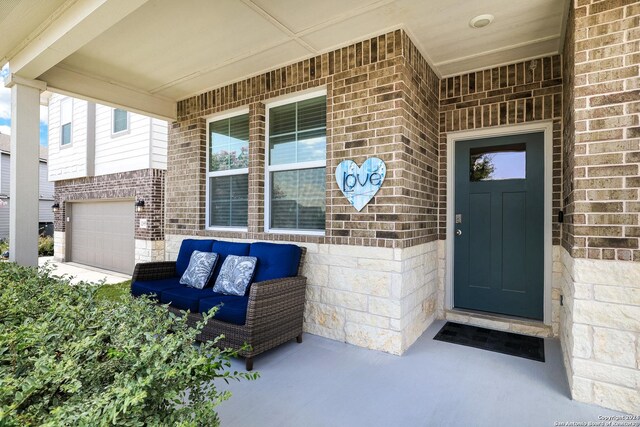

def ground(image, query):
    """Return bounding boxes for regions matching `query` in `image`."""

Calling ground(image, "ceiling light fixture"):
[469,14,494,29]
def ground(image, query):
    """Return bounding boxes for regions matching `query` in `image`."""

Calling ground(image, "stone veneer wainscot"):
[166,235,438,355]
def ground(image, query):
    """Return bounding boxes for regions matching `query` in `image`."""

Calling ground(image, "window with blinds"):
[113,109,129,134]
[267,94,326,232]
[207,112,249,228]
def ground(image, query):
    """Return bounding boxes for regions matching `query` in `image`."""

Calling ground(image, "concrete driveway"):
[38,257,131,285]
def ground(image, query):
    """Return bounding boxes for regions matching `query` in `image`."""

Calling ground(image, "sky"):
[0,65,49,146]
[474,151,526,180]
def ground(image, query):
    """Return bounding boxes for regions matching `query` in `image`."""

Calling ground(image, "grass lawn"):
[94,280,131,302]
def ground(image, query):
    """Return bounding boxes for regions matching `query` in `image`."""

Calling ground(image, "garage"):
[68,201,135,274]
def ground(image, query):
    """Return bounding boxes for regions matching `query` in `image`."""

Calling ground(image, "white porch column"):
[5,75,46,266]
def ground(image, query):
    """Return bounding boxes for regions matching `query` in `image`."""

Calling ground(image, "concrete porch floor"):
[38,257,130,284]
[217,320,623,427]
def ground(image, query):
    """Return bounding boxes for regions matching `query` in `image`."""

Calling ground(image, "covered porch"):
[217,320,622,426]
[0,0,569,264]
[2,0,639,417]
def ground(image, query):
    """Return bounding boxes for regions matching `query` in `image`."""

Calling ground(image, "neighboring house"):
[0,133,53,239]
[47,94,167,274]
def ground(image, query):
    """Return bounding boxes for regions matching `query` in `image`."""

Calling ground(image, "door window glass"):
[470,143,526,181]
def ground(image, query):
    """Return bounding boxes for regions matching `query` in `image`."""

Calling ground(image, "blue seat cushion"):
[131,277,181,299]
[199,295,249,326]
[176,239,216,276]
[210,241,251,285]
[249,242,301,283]
[160,285,225,312]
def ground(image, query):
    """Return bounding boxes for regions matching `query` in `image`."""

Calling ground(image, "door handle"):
[456,229,462,236]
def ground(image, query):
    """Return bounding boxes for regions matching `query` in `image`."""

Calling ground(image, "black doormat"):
[433,322,545,362]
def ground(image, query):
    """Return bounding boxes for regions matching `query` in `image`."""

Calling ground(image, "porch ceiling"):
[2,0,569,120]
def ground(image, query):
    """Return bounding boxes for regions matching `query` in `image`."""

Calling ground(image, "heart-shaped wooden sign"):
[335,157,386,211]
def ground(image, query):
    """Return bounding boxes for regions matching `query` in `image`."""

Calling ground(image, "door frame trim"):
[445,122,554,325]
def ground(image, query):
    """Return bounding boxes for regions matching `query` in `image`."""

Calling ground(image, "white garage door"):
[69,201,135,274]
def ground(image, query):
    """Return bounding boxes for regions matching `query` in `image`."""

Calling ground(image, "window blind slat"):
[209,114,249,172]
[270,168,325,230]
[297,129,326,163]
[270,103,296,135]
[297,97,326,132]
[268,95,326,231]
[268,95,327,166]
[209,175,248,227]
[269,134,297,165]
[229,115,249,141]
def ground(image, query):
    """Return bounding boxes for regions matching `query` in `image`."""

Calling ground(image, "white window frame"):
[205,108,250,232]
[60,97,73,148]
[265,89,327,236]
[111,108,130,136]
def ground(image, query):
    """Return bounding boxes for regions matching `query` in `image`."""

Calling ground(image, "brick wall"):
[54,168,165,240]
[168,30,440,249]
[438,55,564,244]
[558,0,640,415]
[560,0,580,411]
[563,2,578,258]
[569,0,640,261]
[396,33,440,246]
[166,233,439,355]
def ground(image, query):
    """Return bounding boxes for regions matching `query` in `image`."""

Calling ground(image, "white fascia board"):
[41,65,177,121]
[9,0,149,80]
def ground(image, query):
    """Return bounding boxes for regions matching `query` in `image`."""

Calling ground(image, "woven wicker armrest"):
[132,261,176,282]
[245,275,307,328]
[248,275,307,298]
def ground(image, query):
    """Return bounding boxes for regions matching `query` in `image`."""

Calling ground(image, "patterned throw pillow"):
[213,255,258,296]
[179,251,219,289]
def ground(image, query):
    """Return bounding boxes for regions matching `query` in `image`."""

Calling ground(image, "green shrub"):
[0,239,8,256]
[0,263,257,426]
[94,280,132,302]
[0,237,54,258]
[38,236,54,257]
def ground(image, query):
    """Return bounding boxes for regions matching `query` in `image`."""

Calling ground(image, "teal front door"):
[454,132,544,320]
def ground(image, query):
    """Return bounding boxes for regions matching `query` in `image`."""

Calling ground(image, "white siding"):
[48,93,89,181]
[94,105,152,175]
[0,153,53,234]
[150,118,168,170]
[0,199,50,239]
[0,153,10,196]
[0,198,8,239]
[39,161,54,200]
[39,199,54,224]
[47,95,168,178]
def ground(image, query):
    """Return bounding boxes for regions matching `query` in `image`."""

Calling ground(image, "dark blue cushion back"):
[210,241,251,285]
[176,239,215,276]
[249,242,301,283]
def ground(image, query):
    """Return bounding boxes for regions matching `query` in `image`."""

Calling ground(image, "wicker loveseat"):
[131,239,307,370]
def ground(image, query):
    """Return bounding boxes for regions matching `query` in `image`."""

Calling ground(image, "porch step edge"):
[444,309,553,338]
